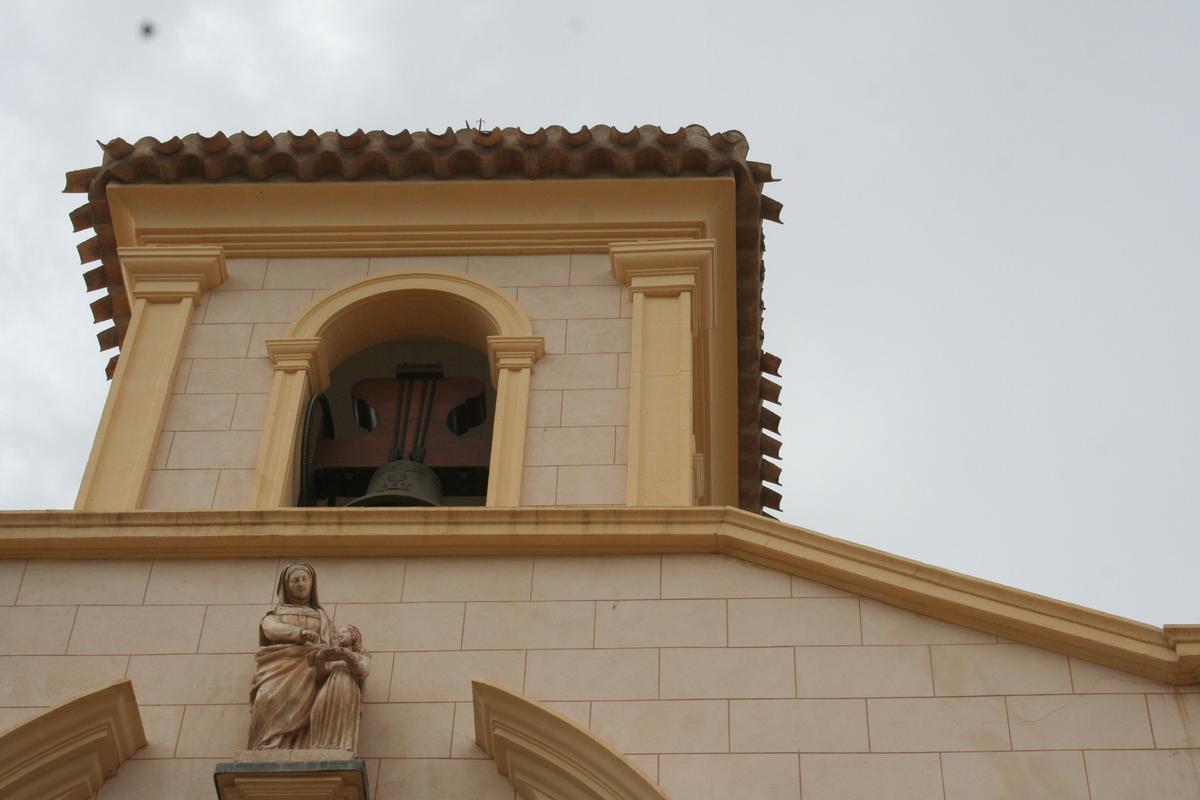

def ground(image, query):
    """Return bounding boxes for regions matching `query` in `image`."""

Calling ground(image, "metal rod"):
[414,378,437,462]
[391,378,412,461]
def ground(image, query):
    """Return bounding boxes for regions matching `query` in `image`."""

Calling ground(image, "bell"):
[346,459,443,507]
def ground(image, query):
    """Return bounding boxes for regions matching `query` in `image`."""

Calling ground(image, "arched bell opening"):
[251,272,543,509]
[298,338,495,507]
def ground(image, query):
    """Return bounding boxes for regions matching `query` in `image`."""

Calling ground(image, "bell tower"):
[65,127,784,516]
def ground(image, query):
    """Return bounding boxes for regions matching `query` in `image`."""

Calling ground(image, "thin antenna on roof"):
[465,119,486,131]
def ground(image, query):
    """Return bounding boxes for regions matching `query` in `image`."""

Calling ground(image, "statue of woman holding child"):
[247,562,370,753]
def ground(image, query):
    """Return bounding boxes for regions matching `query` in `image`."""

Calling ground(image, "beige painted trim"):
[486,337,546,506]
[105,179,743,508]
[473,681,669,800]
[75,246,227,511]
[0,678,146,800]
[214,770,366,800]
[106,181,720,259]
[250,273,542,508]
[612,240,716,506]
[0,506,1194,684]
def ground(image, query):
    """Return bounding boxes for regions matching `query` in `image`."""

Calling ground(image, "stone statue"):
[247,562,370,753]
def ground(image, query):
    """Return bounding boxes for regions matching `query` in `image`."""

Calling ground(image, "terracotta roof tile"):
[65,124,783,513]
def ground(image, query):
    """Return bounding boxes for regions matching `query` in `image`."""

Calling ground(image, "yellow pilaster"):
[486,336,546,506]
[611,240,715,507]
[74,246,226,511]
[251,339,331,509]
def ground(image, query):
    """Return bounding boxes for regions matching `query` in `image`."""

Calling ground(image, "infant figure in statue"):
[309,624,370,751]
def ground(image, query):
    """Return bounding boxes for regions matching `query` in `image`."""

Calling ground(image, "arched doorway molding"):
[0,679,146,799]
[472,681,670,800]
[249,272,544,508]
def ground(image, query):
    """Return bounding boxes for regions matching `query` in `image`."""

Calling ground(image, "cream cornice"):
[265,337,332,392]
[106,181,723,259]
[0,678,146,799]
[611,238,716,331]
[487,335,547,385]
[0,506,1194,685]
[473,681,668,800]
[119,245,227,301]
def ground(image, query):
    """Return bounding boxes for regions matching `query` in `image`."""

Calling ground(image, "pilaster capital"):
[119,245,227,302]
[610,239,716,330]
[486,335,545,384]
[265,337,331,391]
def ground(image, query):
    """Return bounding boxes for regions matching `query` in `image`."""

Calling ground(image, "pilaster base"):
[214,751,367,800]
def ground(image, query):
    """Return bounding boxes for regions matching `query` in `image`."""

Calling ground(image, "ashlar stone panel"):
[335,602,465,651]
[795,645,934,698]
[941,751,1091,800]
[18,560,151,605]
[402,556,532,602]
[376,758,516,800]
[357,702,455,758]
[263,256,368,289]
[660,647,795,699]
[867,697,1011,752]
[555,465,627,505]
[69,605,205,655]
[127,653,255,705]
[95,758,221,800]
[1008,693,1154,750]
[661,554,791,598]
[594,599,726,648]
[174,703,250,757]
[861,598,996,645]
[0,560,25,604]
[729,598,861,646]
[531,555,660,600]
[468,253,570,287]
[801,753,944,800]
[730,699,868,753]
[590,699,729,753]
[390,650,525,701]
[461,600,594,650]
[931,642,1073,696]
[142,469,219,509]
[182,324,251,358]
[0,606,76,655]
[659,754,801,800]
[0,655,129,706]
[145,558,277,605]
[524,648,659,701]
[1085,749,1200,799]
[132,705,184,760]
[1146,692,1200,748]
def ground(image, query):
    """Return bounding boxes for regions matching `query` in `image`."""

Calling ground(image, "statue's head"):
[337,624,363,650]
[276,561,321,609]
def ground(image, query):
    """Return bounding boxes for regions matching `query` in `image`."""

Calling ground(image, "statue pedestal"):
[214,750,368,800]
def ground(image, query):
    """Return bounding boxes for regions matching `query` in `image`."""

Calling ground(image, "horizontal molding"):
[137,222,705,259]
[0,506,1193,685]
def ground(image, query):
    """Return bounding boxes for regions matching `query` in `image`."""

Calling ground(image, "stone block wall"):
[1,554,1197,799]
[143,255,632,509]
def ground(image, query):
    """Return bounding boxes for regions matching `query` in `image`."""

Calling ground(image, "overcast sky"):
[0,1,1196,625]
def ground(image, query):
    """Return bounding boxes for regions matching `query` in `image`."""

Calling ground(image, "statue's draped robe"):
[247,605,331,749]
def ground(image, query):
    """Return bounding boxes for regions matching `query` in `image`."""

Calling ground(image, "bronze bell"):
[346,458,443,507]
[346,367,448,507]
